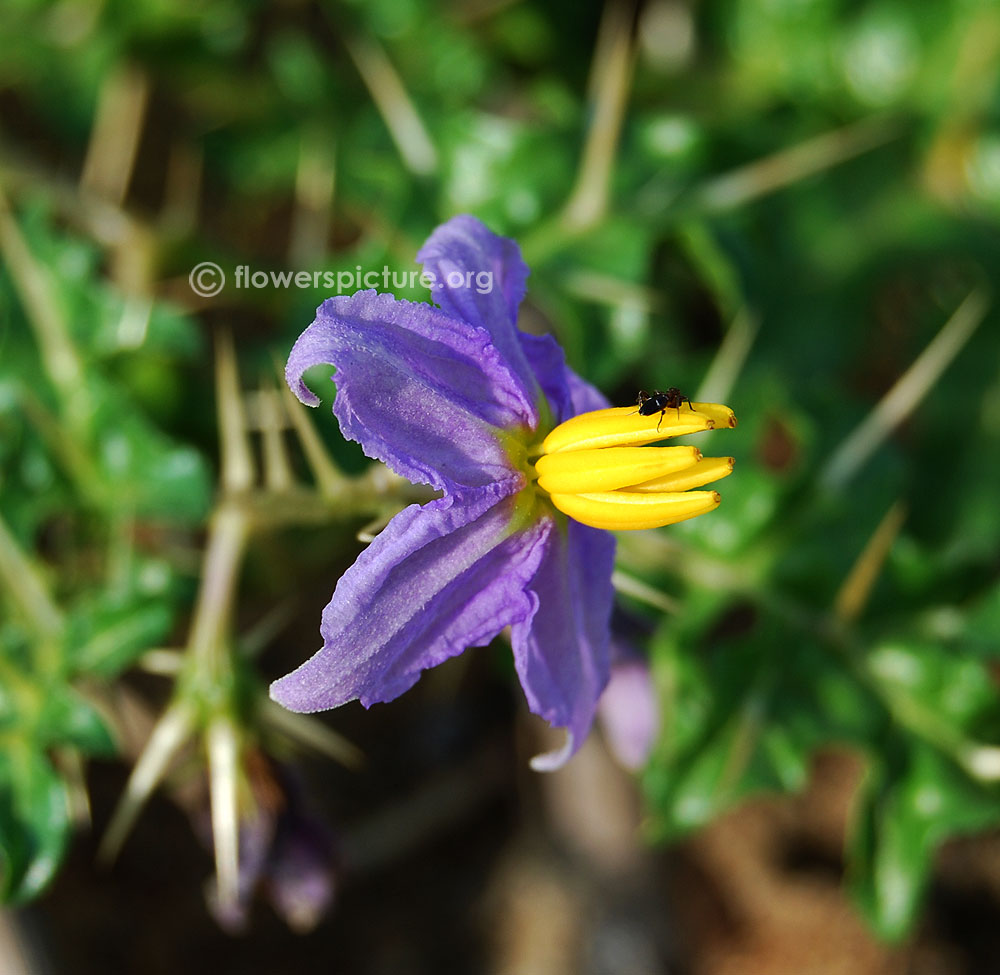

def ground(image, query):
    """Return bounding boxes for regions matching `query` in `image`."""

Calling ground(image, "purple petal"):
[267,813,337,932]
[417,215,538,403]
[598,659,660,771]
[510,519,616,770]
[565,368,610,416]
[518,332,610,425]
[286,290,537,494]
[270,483,552,712]
[518,332,572,423]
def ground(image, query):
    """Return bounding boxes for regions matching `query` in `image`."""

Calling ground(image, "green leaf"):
[65,589,175,679]
[848,741,1000,940]
[0,748,70,903]
[36,687,115,756]
[91,381,211,521]
[964,582,1000,660]
[644,622,801,836]
[643,612,885,839]
[866,638,1000,737]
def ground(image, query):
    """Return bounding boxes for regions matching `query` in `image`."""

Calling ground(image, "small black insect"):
[633,387,692,431]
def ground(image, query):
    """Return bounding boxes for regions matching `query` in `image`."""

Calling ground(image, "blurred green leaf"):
[849,741,1000,940]
[643,616,882,838]
[66,588,175,679]
[91,389,211,521]
[37,688,114,756]
[0,748,70,903]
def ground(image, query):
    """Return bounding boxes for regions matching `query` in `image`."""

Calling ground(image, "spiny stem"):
[207,716,241,914]
[216,330,256,493]
[99,699,196,863]
[258,382,295,494]
[821,288,989,490]
[187,502,250,682]
[343,32,437,176]
[277,366,347,497]
[262,699,364,768]
[161,140,203,238]
[693,115,902,214]
[695,308,759,407]
[80,62,149,205]
[289,129,336,267]
[833,501,908,624]
[612,569,679,615]
[561,1,635,231]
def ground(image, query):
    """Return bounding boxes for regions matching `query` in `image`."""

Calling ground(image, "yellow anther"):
[541,406,718,455]
[629,456,735,493]
[549,490,722,531]
[535,402,736,531]
[535,445,702,494]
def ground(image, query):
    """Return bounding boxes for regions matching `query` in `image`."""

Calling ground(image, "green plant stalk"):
[0,186,93,436]
[185,501,250,696]
[0,511,63,643]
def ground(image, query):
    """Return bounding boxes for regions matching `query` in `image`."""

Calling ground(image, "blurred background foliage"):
[1,0,1000,967]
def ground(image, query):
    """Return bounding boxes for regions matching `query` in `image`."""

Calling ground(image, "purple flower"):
[200,762,337,934]
[598,655,661,771]
[273,216,735,769]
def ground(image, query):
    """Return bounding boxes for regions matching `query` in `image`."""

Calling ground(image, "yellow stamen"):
[542,405,722,454]
[629,456,735,493]
[535,445,701,494]
[534,404,736,531]
[549,490,721,531]
[685,402,738,428]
